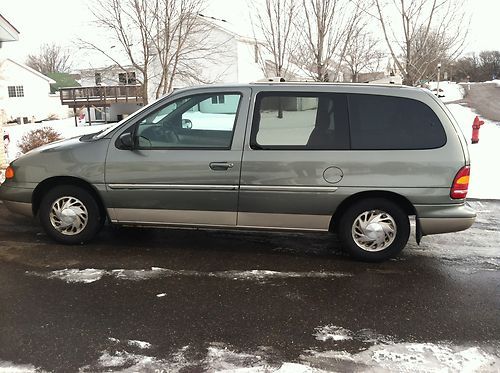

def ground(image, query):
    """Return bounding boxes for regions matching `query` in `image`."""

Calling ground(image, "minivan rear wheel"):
[338,198,410,262]
[39,185,103,244]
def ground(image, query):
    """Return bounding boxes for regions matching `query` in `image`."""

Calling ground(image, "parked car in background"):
[0,82,475,261]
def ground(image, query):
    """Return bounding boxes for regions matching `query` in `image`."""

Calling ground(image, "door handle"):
[209,162,234,171]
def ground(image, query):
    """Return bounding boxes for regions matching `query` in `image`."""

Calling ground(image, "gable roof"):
[198,14,260,44]
[4,58,56,83]
[0,13,20,42]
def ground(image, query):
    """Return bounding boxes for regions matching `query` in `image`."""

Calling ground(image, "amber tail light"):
[450,166,470,199]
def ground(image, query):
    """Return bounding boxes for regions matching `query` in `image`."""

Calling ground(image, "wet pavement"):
[0,200,498,372]
[462,82,500,122]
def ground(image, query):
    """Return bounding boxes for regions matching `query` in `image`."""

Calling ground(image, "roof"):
[0,13,20,42]
[4,58,56,84]
[198,14,259,44]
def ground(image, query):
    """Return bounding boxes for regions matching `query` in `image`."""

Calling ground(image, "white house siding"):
[236,39,264,82]
[0,59,67,122]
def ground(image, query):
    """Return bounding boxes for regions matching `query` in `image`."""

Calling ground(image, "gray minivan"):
[0,83,476,261]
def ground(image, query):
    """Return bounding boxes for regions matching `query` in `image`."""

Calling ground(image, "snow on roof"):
[5,58,56,84]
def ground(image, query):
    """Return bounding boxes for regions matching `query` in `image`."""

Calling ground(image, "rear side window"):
[348,94,446,150]
[251,93,350,150]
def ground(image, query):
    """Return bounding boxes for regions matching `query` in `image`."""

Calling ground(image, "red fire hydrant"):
[471,116,484,144]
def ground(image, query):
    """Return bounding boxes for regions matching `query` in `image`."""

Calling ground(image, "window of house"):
[95,72,102,85]
[211,95,225,104]
[134,93,241,149]
[251,93,350,150]
[7,86,24,98]
[118,72,137,85]
[348,94,446,150]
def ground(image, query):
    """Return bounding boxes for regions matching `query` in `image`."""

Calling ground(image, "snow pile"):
[446,104,500,199]
[0,361,43,373]
[3,118,111,162]
[428,81,464,103]
[28,267,352,284]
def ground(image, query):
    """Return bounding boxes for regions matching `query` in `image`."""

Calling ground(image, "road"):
[0,200,498,372]
[462,82,500,122]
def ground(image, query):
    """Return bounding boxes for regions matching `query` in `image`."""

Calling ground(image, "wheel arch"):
[32,176,107,220]
[329,190,416,232]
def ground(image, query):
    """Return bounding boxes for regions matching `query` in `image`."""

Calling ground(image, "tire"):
[39,185,103,244]
[337,198,410,262]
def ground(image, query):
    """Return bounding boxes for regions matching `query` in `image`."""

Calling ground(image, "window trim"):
[250,91,351,151]
[119,92,243,151]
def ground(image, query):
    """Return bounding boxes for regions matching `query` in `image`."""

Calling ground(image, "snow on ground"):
[446,103,500,199]
[3,117,111,162]
[0,361,44,373]
[79,329,499,372]
[428,81,464,103]
[27,267,352,284]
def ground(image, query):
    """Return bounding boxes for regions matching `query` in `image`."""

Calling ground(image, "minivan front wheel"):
[39,185,103,244]
[338,198,410,261]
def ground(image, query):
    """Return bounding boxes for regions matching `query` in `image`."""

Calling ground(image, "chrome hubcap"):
[49,197,88,235]
[352,210,397,252]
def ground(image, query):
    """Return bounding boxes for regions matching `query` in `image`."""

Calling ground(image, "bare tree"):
[373,0,468,86]
[26,43,72,74]
[82,0,228,104]
[343,27,383,82]
[251,0,299,78]
[297,0,363,81]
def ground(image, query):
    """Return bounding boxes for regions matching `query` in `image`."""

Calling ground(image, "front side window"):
[348,94,446,150]
[8,86,24,98]
[251,93,350,150]
[134,93,241,149]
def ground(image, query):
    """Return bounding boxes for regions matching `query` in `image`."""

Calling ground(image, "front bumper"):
[0,184,34,217]
[415,203,476,236]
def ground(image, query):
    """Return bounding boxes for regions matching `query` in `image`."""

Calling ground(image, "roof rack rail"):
[254,77,286,83]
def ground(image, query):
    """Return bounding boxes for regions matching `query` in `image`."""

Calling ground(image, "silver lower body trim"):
[237,212,331,231]
[419,217,475,235]
[108,184,238,191]
[3,201,32,217]
[110,208,236,226]
[108,208,331,231]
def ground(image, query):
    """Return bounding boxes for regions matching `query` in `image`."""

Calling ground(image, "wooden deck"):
[59,85,144,108]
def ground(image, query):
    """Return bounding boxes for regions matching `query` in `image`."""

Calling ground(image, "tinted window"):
[348,94,446,150]
[135,93,241,149]
[251,93,349,150]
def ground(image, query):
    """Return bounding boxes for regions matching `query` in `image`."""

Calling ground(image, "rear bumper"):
[415,203,476,235]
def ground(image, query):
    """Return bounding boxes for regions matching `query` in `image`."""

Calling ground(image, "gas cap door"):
[323,166,344,184]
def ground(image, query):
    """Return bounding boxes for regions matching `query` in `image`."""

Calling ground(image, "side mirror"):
[118,132,134,149]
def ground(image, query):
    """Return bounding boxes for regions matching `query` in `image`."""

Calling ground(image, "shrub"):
[17,127,62,154]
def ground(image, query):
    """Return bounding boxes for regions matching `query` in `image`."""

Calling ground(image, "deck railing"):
[59,85,144,107]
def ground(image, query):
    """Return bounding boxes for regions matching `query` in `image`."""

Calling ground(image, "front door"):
[104,88,250,226]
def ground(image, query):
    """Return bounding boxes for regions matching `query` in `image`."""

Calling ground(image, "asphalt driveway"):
[0,200,498,372]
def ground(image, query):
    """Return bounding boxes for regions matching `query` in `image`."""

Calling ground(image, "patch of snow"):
[0,361,43,373]
[128,340,152,349]
[156,293,167,297]
[35,268,106,283]
[446,103,500,199]
[3,118,112,162]
[307,325,499,372]
[304,343,500,372]
[314,326,352,341]
[28,267,352,284]
[427,81,464,103]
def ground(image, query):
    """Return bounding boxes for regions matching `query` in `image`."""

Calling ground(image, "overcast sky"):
[1,0,498,69]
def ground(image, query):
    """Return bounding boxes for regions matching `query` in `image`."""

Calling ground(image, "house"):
[60,15,268,124]
[0,58,69,123]
[1,13,20,168]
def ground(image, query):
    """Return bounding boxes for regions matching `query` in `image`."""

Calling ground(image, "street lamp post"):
[436,63,442,96]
